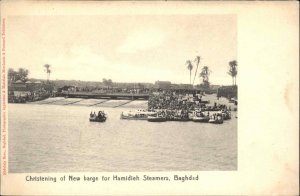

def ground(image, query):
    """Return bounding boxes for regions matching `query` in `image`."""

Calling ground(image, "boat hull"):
[221,112,231,120]
[208,119,223,124]
[89,117,107,122]
[120,115,148,120]
[193,117,210,122]
[167,116,190,121]
[120,110,156,120]
[147,116,167,122]
[168,118,190,122]
[148,119,167,122]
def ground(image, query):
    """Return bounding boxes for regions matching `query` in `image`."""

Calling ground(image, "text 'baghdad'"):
[25,174,199,183]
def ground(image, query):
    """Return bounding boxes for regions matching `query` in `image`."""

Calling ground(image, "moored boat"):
[193,116,210,122]
[220,110,231,120]
[191,110,210,122]
[208,114,223,124]
[168,116,190,121]
[120,110,156,120]
[147,115,166,122]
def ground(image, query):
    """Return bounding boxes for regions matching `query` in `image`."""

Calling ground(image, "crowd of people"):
[148,90,204,111]
[152,109,190,120]
[147,90,232,120]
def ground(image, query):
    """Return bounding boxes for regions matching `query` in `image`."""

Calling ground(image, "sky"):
[7,15,236,85]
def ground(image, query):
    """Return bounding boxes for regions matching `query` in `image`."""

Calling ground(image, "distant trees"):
[199,66,211,89]
[44,64,51,82]
[102,78,113,87]
[185,60,193,85]
[8,68,29,82]
[228,60,237,86]
[18,68,29,82]
[137,83,144,89]
[8,68,16,82]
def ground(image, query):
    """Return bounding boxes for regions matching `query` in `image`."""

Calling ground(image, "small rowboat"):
[120,110,156,120]
[220,111,231,120]
[89,112,107,122]
[208,115,223,124]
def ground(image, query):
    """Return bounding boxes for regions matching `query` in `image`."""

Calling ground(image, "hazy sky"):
[7,15,236,85]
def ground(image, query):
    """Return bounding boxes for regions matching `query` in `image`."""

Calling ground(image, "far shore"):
[22,93,237,110]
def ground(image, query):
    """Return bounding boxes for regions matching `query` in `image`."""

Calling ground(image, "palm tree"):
[44,64,51,82]
[192,56,201,85]
[186,60,193,85]
[199,66,211,88]
[47,69,51,81]
[228,60,237,86]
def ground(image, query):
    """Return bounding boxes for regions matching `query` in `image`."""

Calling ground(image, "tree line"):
[8,68,29,82]
[8,64,53,83]
[185,56,238,88]
[8,60,238,88]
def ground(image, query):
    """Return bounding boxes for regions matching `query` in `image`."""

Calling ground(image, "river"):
[8,102,237,172]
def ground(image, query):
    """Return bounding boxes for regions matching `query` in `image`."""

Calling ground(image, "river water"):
[8,103,237,172]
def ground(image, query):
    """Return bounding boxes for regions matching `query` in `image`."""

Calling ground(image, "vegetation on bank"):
[228,60,237,86]
[184,54,237,98]
[8,57,238,102]
[8,68,29,83]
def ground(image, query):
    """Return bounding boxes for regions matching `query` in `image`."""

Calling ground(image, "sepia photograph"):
[1,1,298,195]
[7,14,237,172]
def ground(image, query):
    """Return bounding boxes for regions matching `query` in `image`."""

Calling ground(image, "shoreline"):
[23,97,149,109]
[10,93,237,111]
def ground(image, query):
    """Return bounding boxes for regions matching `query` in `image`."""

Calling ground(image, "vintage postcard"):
[0,1,298,195]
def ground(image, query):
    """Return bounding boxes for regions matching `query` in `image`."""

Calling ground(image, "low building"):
[217,85,238,99]
[8,80,51,102]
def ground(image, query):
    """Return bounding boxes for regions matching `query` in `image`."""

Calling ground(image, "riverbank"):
[27,97,149,108]
[25,93,237,110]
